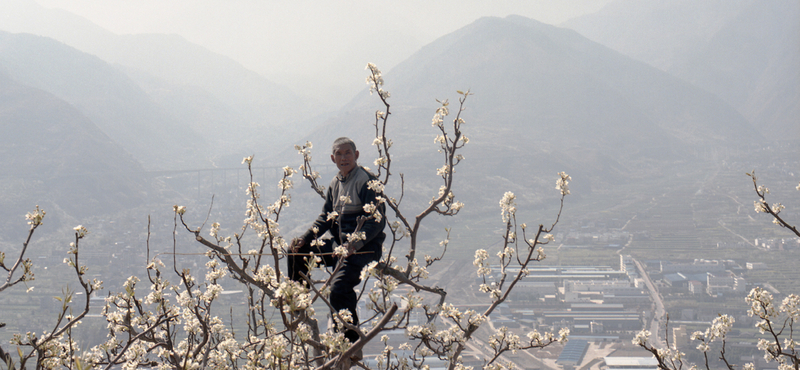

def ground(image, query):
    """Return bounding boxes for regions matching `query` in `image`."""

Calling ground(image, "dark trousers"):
[287,239,380,343]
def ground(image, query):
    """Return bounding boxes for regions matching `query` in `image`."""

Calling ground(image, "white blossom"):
[367,179,385,193]
[781,294,800,320]
[473,249,491,276]
[754,199,768,213]
[499,192,516,223]
[210,222,220,238]
[326,211,339,221]
[334,245,349,257]
[25,206,46,226]
[278,178,293,190]
[555,172,571,195]
[632,329,650,346]
[73,225,89,238]
[431,101,449,128]
[347,232,366,244]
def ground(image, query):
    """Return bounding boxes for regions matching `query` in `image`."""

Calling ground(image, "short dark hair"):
[331,137,357,154]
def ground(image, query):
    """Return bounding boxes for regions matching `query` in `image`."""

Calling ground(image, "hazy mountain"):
[282,15,763,226]
[561,0,753,71]
[0,31,210,169]
[0,72,151,238]
[670,1,799,142]
[563,0,799,141]
[300,15,760,162]
[91,33,317,150]
[0,0,317,164]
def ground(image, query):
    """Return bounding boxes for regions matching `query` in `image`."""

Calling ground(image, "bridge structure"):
[144,164,338,200]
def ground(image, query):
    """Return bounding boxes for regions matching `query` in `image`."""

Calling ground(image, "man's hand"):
[290,238,305,253]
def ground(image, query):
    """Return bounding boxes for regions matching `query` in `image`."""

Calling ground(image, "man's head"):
[331,137,359,176]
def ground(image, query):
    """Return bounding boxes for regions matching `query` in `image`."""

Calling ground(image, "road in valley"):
[633,258,666,349]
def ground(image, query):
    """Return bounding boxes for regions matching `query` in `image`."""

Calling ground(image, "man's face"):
[331,143,359,176]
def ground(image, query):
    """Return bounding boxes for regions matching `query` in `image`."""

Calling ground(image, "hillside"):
[670,1,799,141]
[281,15,764,244]
[297,15,760,176]
[561,0,753,71]
[0,72,151,239]
[0,31,209,169]
[0,0,318,165]
[563,0,799,141]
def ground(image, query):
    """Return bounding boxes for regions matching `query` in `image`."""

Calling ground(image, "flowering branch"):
[747,171,800,237]
[297,143,326,198]
[367,62,394,183]
[5,222,99,370]
[292,65,575,369]
[634,286,800,370]
[631,173,800,370]
[0,206,44,294]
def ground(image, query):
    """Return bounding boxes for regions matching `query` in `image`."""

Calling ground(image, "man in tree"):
[289,137,386,344]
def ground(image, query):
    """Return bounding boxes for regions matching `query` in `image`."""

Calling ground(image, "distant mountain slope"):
[0,0,316,161]
[563,0,799,141]
[562,0,753,71]
[670,1,799,142]
[106,34,322,165]
[0,31,209,169]
[103,33,311,126]
[307,15,759,160]
[288,15,761,219]
[384,15,758,144]
[0,72,151,237]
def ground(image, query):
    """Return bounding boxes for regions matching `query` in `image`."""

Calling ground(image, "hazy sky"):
[32,0,614,106]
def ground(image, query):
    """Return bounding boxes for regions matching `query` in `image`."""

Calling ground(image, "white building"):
[565,279,640,295]
[706,272,746,296]
[604,356,659,370]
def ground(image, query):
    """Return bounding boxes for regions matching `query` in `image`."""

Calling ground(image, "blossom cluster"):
[690,314,734,353]
[431,100,449,128]
[25,205,46,226]
[473,249,491,276]
[499,192,516,223]
[366,63,390,99]
[2,64,586,370]
[556,172,571,196]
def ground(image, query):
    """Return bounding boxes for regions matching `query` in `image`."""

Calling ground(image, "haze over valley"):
[1,1,798,368]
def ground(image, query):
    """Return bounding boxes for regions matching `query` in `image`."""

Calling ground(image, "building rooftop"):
[604,356,659,367]
[557,339,588,364]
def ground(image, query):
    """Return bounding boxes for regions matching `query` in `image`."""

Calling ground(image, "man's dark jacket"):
[300,166,386,251]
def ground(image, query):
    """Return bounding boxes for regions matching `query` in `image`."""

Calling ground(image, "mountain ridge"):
[0,0,320,164]
[0,72,152,237]
[284,15,763,223]
[563,0,799,141]
[0,31,210,169]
